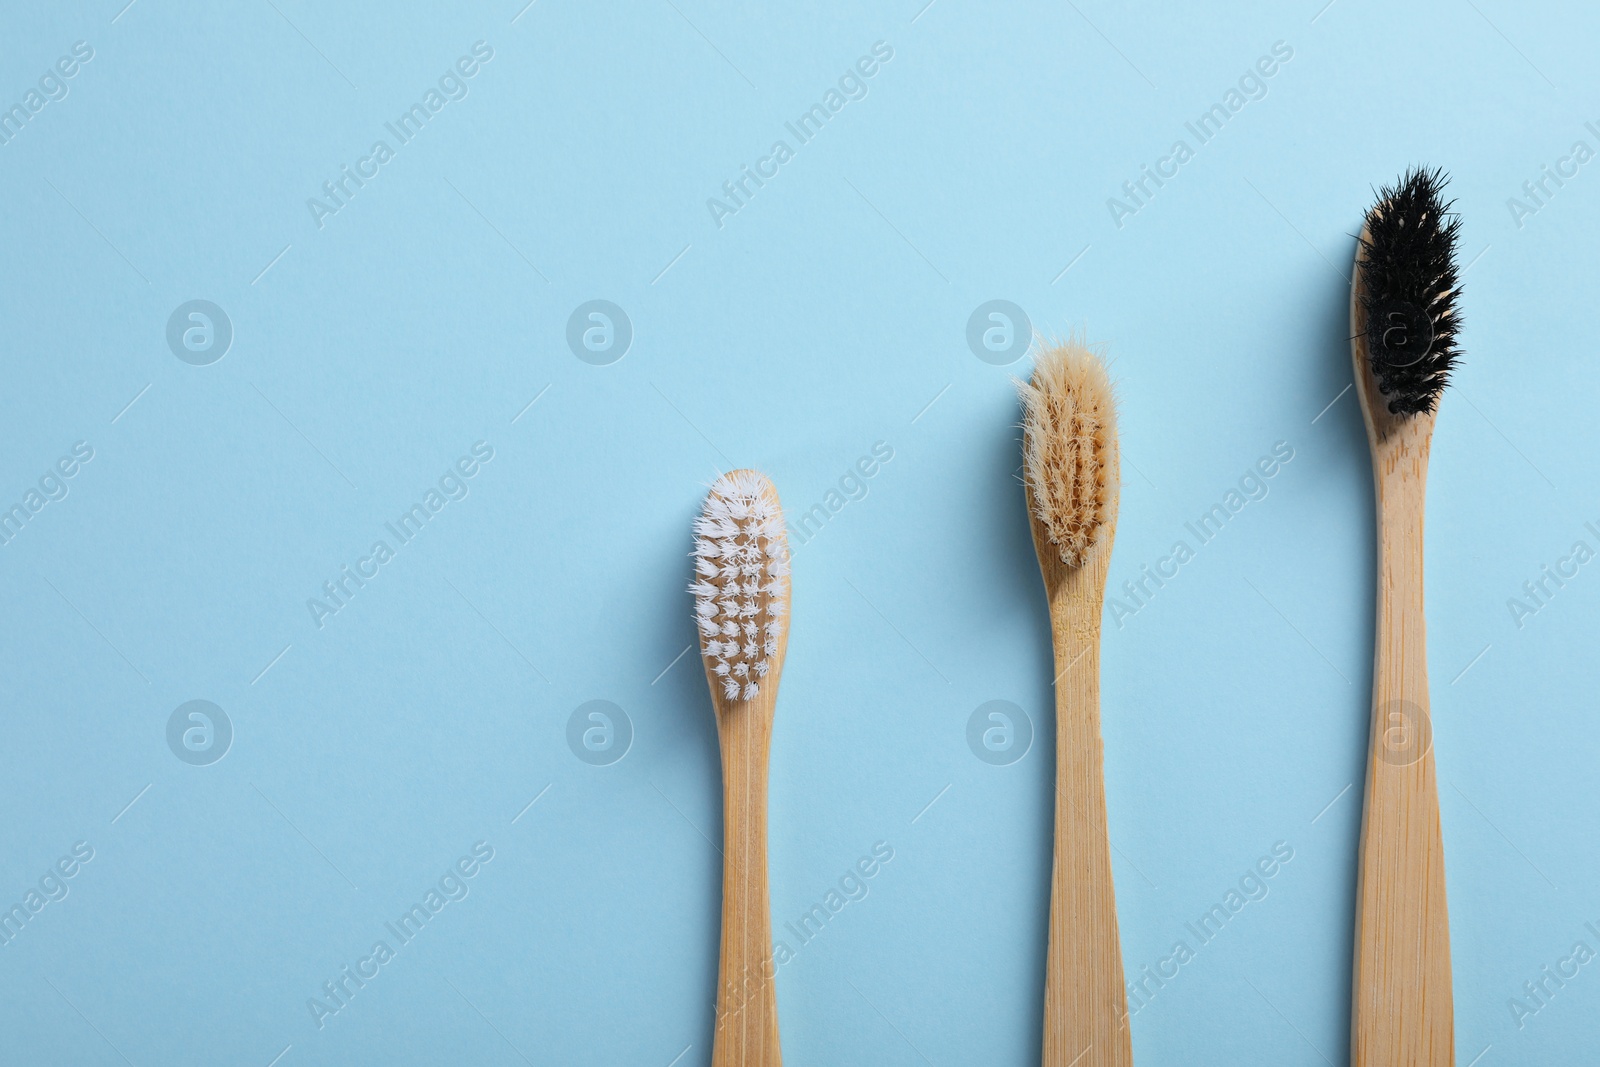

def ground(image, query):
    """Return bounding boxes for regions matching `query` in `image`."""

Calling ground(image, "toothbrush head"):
[1020,339,1120,568]
[691,470,790,704]
[1357,167,1463,416]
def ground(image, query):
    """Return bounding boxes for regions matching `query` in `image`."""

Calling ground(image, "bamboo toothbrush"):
[1020,341,1132,1067]
[692,470,791,1067]
[1349,167,1461,1066]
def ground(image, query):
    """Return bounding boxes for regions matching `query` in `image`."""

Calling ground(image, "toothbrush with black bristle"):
[692,470,790,1067]
[1349,166,1461,1067]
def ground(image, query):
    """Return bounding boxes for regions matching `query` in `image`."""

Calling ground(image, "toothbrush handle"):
[1042,586,1132,1067]
[1353,472,1453,1066]
[712,706,782,1067]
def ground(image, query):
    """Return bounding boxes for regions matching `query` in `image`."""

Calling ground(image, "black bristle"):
[1357,167,1462,416]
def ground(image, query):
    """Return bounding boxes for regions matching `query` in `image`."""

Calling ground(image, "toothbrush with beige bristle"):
[692,470,791,1067]
[1020,341,1133,1067]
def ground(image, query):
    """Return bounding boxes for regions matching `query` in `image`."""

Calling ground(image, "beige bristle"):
[1019,339,1119,567]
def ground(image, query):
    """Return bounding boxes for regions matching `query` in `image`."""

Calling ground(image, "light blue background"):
[2,1,1596,1064]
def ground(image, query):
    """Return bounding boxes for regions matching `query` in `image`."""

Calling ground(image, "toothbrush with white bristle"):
[692,469,790,1067]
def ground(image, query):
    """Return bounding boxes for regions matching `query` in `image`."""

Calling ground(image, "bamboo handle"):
[1041,560,1132,1067]
[1351,446,1453,1066]
[710,700,782,1067]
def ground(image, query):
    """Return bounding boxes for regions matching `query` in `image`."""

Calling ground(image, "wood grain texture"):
[1029,489,1133,1067]
[1350,234,1454,1067]
[705,472,789,1067]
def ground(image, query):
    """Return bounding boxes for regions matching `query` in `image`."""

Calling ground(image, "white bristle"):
[689,471,790,703]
